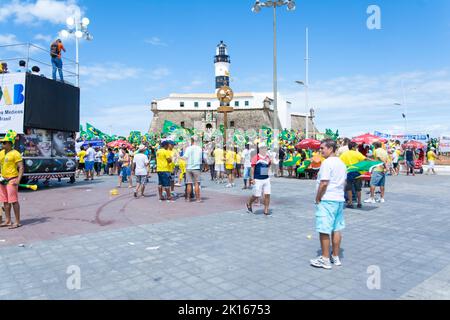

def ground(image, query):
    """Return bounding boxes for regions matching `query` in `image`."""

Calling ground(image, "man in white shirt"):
[133,145,150,198]
[310,139,347,270]
[84,144,96,181]
[94,148,103,176]
[183,138,203,203]
[242,144,254,190]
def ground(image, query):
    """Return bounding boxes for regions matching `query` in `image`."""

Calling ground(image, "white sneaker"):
[331,256,342,267]
[225,184,232,188]
[310,256,332,270]
[364,198,376,204]
[376,198,385,203]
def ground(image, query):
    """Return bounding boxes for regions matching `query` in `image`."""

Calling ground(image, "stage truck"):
[0,72,80,184]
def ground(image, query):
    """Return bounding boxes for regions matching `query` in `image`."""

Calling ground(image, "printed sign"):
[0,73,26,134]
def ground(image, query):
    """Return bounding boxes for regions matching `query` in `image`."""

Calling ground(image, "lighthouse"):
[214,41,231,91]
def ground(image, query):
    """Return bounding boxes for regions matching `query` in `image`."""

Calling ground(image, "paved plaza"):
[0,173,449,300]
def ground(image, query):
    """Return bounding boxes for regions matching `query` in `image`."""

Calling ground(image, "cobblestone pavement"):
[0,173,449,300]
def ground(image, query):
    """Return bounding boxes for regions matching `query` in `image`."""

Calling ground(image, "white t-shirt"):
[85,147,95,162]
[242,149,253,168]
[133,153,149,176]
[184,145,203,170]
[95,151,103,162]
[75,141,84,154]
[316,157,347,202]
[392,152,399,163]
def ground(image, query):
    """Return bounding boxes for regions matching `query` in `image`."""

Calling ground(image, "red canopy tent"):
[352,133,387,145]
[107,140,133,149]
[296,139,322,150]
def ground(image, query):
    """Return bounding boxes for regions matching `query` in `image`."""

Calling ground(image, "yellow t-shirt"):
[102,153,107,164]
[157,149,171,172]
[373,148,388,172]
[427,151,436,161]
[78,151,86,164]
[236,153,242,165]
[214,149,224,165]
[225,151,236,170]
[0,150,23,179]
[340,150,366,167]
[167,150,175,173]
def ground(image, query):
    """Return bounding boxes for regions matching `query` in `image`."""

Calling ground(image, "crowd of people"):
[1,127,443,272]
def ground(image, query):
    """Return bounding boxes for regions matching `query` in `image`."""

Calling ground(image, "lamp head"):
[66,17,75,28]
[252,1,261,13]
[81,17,90,27]
[60,30,70,38]
[287,0,296,11]
[75,30,83,38]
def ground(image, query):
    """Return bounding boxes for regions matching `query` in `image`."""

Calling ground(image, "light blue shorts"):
[315,201,345,235]
[244,167,252,180]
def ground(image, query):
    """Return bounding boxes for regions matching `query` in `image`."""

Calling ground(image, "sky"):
[1,0,449,137]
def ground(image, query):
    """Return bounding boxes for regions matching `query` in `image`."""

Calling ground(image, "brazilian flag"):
[86,123,105,139]
[162,120,181,134]
[281,130,295,142]
[234,130,246,147]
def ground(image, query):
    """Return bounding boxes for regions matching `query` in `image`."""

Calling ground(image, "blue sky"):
[1,0,449,137]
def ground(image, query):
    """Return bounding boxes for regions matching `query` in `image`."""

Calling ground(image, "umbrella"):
[107,140,133,149]
[403,140,425,149]
[296,139,321,150]
[352,133,387,145]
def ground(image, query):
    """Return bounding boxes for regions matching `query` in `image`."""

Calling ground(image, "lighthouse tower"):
[214,41,231,91]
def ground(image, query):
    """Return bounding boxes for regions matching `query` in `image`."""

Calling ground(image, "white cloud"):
[81,104,152,136]
[0,34,19,45]
[79,63,142,86]
[181,79,205,91]
[149,67,171,80]
[0,0,83,25]
[145,37,167,47]
[34,33,53,43]
[0,33,43,56]
[281,69,450,137]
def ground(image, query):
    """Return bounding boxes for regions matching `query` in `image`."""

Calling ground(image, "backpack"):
[50,42,59,58]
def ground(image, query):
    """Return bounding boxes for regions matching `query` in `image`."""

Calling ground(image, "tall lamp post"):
[295,80,310,139]
[252,0,296,133]
[394,81,416,134]
[60,15,93,87]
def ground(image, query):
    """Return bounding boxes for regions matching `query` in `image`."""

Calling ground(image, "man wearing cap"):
[157,141,174,202]
[426,147,439,175]
[133,145,150,198]
[0,131,24,229]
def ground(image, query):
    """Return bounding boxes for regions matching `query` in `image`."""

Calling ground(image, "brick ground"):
[0,173,448,300]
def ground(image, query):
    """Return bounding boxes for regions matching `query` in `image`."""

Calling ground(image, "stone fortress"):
[149,41,317,134]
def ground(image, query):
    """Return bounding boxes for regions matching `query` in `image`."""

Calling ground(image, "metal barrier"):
[0,43,78,87]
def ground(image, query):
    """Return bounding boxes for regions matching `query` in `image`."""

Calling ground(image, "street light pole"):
[75,17,80,87]
[305,28,310,139]
[401,80,407,134]
[272,4,278,133]
[61,14,93,87]
[252,0,296,134]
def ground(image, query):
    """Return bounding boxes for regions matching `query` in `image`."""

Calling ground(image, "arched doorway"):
[206,123,213,130]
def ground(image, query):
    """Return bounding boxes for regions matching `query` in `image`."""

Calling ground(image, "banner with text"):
[374,131,428,144]
[0,73,26,134]
[439,135,450,153]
